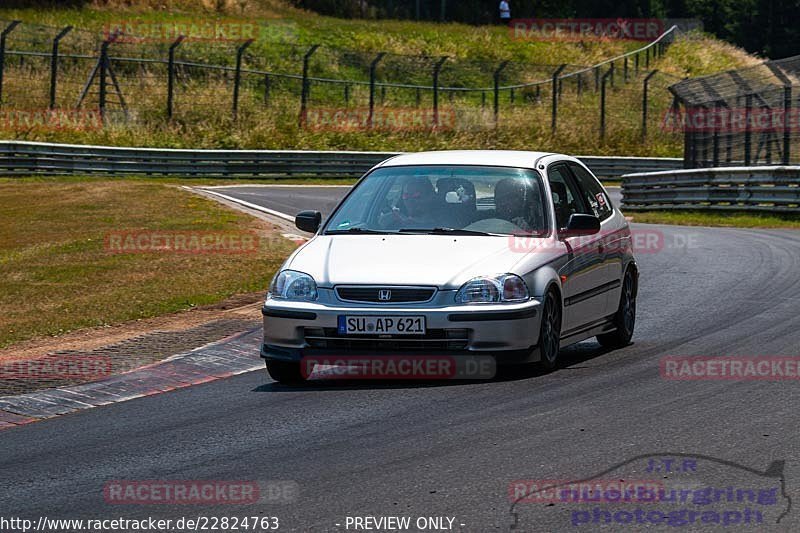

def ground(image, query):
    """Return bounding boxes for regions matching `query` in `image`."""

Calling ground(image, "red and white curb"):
[0,328,263,430]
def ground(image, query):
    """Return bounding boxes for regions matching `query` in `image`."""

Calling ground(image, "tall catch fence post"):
[232,39,254,120]
[0,20,21,108]
[298,44,320,127]
[493,60,508,127]
[432,56,447,127]
[641,70,658,142]
[368,52,386,129]
[49,25,72,109]
[167,35,184,119]
[600,68,613,141]
[551,64,566,134]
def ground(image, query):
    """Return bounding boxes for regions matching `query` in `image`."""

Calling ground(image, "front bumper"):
[261,296,542,364]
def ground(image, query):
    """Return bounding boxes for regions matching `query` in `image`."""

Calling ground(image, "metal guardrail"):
[622,166,800,212]
[0,141,682,180]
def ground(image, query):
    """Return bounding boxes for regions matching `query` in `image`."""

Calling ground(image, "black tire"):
[266,360,305,385]
[539,289,562,370]
[597,268,637,349]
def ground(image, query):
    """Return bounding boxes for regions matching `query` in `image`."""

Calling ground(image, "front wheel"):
[539,289,562,370]
[597,268,637,349]
[266,360,305,385]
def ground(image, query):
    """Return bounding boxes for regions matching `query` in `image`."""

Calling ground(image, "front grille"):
[336,286,436,303]
[304,327,468,351]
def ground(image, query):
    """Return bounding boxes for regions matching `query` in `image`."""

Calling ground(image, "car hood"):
[284,234,557,288]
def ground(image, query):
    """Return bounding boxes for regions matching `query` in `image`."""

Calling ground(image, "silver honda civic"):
[261,150,638,384]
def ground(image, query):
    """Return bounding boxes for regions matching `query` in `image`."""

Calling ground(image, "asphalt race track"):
[2,186,800,532]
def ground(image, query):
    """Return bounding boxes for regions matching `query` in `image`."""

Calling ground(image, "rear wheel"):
[539,289,562,370]
[597,268,637,349]
[266,360,305,385]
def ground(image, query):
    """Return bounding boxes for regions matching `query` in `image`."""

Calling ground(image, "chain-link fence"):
[0,18,680,146]
[668,56,800,168]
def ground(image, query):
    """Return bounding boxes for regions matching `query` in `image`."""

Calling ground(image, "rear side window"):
[567,162,613,221]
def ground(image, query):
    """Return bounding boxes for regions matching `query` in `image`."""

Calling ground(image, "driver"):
[494,178,538,232]
[379,177,441,229]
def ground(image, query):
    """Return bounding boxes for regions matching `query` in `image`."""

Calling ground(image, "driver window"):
[547,164,589,230]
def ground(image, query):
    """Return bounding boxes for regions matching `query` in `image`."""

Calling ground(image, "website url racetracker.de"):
[0,516,280,533]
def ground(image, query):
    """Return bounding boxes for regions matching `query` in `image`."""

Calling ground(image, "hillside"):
[0,1,760,156]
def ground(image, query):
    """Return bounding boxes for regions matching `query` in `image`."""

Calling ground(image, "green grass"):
[628,210,800,229]
[0,177,297,348]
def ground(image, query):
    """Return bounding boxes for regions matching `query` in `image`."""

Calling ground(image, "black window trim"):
[546,161,591,230]
[564,161,614,222]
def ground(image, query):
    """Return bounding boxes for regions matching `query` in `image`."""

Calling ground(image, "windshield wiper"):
[325,227,391,235]
[398,227,494,236]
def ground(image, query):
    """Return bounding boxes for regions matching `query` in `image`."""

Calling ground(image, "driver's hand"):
[378,207,405,228]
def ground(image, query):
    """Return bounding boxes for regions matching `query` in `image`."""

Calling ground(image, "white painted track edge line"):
[192,187,295,222]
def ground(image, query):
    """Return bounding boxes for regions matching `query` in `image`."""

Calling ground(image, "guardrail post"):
[263,74,270,105]
[623,57,628,83]
[576,73,582,96]
[368,52,385,127]
[493,60,508,127]
[510,88,515,104]
[744,94,753,165]
[634,52,639,75]
[645,47,650,68]
[298,44,320,127]
[0,20,21,108]
[167,35,184,119]
[609,61,615,88]
[551,63,566,134]
[783,85,792,164]
[594,66,600,92]
[641,69,658,142]
[415,88,421,108]
[49,25,72,109]
[344,83,350,105]
[232,38,253,121]
[600,68,613,141]
[432,56,447,127]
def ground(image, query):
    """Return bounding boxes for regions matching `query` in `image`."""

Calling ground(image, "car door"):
[547,162,607,334]
[565,161,621,318]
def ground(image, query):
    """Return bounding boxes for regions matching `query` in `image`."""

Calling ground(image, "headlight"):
[268,270,318,301]
[455,274,529,304]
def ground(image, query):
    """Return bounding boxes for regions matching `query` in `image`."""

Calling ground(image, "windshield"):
[324,165,549,236]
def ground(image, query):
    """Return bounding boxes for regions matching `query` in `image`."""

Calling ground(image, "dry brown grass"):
[0,179,296,348]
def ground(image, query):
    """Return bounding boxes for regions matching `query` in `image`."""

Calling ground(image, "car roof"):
[375,150,561,170]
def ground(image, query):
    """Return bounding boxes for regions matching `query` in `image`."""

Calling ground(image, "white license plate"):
[338,315,426,335]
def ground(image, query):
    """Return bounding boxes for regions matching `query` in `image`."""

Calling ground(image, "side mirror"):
[295,210,322,233]
[561,213,600,238]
